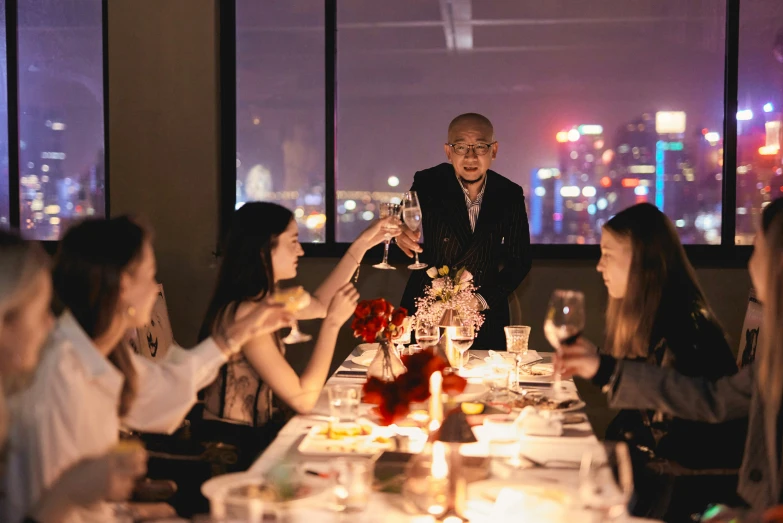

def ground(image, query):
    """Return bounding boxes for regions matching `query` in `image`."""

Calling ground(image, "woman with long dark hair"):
[3,217,293,523]
[198,202,397,459]
[557,199,783,517]
[594,203,744,519]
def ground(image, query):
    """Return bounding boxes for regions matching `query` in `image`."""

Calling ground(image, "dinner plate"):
[297,421,395,455]
[518,363,554,381]
[349,349,377,367]
[201,469,329,503]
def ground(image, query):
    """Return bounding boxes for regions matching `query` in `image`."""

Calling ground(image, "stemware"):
[414,323,440,349]
[273,286,313,344]
[578,441,634,522]
[543,290,585,396]
[448,325,474,372]
[372,202,401,270]
[401,191,427,270]
[505,325,531,391]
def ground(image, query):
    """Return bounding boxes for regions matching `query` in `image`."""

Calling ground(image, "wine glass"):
[392,316,413,355]
[402,191,427,270]
[273,286,313,344]
[448,325,474,372]
[543,290,585,396]
[414,323,439,349]
[578,441,634,522]
[372,202,401,270]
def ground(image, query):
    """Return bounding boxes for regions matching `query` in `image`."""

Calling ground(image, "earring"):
[127,306,137,318]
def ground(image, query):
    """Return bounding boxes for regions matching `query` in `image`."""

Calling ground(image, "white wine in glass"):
[543,290,585,395]
[402,191,427,270]
[373,202,401,270]
[273,286,312,344]
[415,324,439,349]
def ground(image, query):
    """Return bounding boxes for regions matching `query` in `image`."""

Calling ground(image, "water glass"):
[210,485,265,523]
[484,365,512,400]
[505,325,531,389]
[415,323,440,349]
[327,384,361,421]
[331,457,375,512]
[578,441,634,522]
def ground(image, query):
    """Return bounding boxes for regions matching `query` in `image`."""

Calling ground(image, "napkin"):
[514,406,563,437]
[484,350,512,366]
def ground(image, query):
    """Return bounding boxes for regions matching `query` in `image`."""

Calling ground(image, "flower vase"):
[367,339,406,382]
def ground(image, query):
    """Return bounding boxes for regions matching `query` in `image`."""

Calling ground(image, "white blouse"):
[2,312,227,523]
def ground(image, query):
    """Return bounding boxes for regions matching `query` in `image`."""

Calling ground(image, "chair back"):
[737,288,762,368]
[129,284,175,360]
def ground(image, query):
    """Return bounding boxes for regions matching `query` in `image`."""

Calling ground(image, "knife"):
[335,370,366,377]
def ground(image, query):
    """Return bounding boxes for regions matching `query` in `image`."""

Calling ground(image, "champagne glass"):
[414,323,439,349]
[273,286,312,344]
[449,325,474,372]
[372,202,401,270]
[543,290,585,396]
[402,191,427,270]
[578,441,634,522]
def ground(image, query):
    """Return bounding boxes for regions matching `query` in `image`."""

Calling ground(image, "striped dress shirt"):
[457,175,489,310]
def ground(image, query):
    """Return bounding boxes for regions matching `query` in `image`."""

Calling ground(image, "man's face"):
[443,124,498,185]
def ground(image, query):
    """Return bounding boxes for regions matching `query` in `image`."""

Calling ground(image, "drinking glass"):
[505,325,531,390]
[330,457,374,513]
[402,191,427,270]
[449,325,475,371]
[484,365,512,401]
[393,316,413,355]
[543,290,585,396]
[373,202,401,270]
[415,323,440,349]
[327,384,361,422]
[578,441,634,522]
[273,286,312,344]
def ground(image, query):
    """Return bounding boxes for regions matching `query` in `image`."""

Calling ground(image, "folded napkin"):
[514,406,563,437]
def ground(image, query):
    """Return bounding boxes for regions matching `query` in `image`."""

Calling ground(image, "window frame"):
[3,0,111,245]
[221,0,747,266]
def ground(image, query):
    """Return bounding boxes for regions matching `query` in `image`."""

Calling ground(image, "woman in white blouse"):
[0,230,150,523]
[3,217,294,523]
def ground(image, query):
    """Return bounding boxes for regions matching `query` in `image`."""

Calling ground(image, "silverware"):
[518,453,580,469]
[519,357,544,368]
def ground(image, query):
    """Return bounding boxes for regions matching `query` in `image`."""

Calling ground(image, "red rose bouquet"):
[351,298,408,343]
[362,348,468,425]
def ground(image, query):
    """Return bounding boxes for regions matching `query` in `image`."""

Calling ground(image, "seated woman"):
[557,197,783,515]
[0,231,146,523]
[3,217,292,523]
[198,202,396,464]
[594,203,745,519]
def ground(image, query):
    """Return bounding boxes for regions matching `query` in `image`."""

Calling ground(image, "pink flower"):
[432,278,445,293]
[459,270,473,283]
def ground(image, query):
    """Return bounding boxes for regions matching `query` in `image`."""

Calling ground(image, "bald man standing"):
[397,113,532,350]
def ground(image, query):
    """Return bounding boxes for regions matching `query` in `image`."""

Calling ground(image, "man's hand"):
[394,224,422,258]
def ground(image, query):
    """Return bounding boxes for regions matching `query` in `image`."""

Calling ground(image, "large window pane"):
[17,0,104,240]
[236,1,326,243]
[0,0,8,227]
[736,0,782,244]
[336,0,726,244]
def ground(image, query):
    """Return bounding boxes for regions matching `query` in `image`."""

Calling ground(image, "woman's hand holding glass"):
[356,215,402,249]
[272,286,313,344]
[324,283,361,328]
[553,338,601,380]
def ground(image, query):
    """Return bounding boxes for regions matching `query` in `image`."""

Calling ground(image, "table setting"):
[197,285,662,522]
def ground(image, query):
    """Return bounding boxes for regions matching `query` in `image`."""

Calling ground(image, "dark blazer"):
[400,163,532,349]
[606,361,776,510]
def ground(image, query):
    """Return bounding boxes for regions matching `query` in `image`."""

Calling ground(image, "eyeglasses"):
[446,142,497,156]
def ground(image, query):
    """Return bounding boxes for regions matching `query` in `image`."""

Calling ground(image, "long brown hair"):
[52,216,149,417]
[603,203,718,359]
[756,198,783,455]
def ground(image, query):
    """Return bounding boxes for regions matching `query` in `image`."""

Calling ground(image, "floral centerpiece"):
[351,298,409,381]
[413,266,485,330]
[362,349,467,425]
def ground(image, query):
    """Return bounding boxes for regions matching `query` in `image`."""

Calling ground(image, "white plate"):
[512,390,586,413]
[201,469,329,503]
[297,421,395,455]
[449,381,490,403]
[349,349,377,367]
[519,363,554,379]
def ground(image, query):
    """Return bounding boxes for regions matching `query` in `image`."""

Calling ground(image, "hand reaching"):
[356,216,403,249]
[325,282,360,327]
[553,337,601,380]
[62,444,148,506]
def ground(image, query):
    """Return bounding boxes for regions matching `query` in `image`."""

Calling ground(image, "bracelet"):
[346,249,361,283]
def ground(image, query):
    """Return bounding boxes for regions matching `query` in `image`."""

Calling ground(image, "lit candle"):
[428,371,443,428]
[431,441,449,479]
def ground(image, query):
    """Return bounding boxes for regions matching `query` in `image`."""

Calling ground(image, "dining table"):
[229,346,664,522]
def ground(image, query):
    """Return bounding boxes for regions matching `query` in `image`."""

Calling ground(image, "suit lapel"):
[441,170,472,251]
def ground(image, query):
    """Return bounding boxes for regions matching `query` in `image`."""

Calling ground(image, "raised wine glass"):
[273,286,312,344]
[543,290,585,396]
[401,191,427,270]
[372,202,401,270]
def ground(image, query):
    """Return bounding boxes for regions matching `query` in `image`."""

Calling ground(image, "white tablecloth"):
[245,349,661,522]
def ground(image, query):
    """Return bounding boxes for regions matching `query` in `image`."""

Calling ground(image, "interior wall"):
[108,0,220,346]
[107,1,753,364]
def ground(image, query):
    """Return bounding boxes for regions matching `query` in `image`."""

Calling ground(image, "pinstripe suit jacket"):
[606,361,779,509]
[400,163,532,350]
